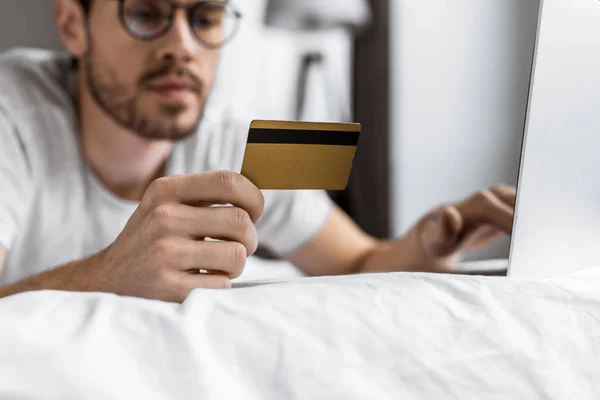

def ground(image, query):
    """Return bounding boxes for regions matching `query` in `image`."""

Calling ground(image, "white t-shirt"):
[0,48,333,285]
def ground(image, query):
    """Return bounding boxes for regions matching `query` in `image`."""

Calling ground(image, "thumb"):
[420,207,464,258]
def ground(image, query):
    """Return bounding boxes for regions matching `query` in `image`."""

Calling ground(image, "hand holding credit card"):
[241,120,361,190]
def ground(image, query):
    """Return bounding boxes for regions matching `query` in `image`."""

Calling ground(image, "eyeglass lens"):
[121,0,238,47]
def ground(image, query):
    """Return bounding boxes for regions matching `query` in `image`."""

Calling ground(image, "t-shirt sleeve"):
[257,189,334,256]
[0,107,31,250]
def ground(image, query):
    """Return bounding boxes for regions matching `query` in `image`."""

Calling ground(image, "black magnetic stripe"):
[248,128,360,146]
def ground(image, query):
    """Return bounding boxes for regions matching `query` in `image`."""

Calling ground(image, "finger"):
[174,240,248,279]
[420,207,463,257]
[148,172,265,224]
[441,206,463,239]
[198,207,258,255]
[455,191,514,234]
[153,205,258,256]
[174,274,232,303]
[462,225,503,250]
[490,185,517,208]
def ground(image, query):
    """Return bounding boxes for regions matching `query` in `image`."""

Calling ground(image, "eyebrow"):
[160,0,226,8]
[178,0,227,5]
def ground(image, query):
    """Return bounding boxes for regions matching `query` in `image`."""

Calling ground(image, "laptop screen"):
[508,0,600,279]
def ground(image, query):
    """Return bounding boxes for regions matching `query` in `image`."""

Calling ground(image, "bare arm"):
[0,172,265,303]
[284,206,420,276]
[0,255,105,299]
[285,187,516,277]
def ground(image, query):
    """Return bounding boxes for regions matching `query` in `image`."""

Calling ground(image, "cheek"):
[115,45,152,84]
[92,39,147,87]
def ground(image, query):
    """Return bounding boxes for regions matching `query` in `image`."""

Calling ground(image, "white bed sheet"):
[1,268,600,399]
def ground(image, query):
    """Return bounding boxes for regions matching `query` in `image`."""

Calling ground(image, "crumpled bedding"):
[1,268,600,400]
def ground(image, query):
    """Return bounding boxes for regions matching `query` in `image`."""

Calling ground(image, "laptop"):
[507,0,600,279]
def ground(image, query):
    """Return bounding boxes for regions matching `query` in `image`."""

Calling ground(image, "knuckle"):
[228,209,257,254]
[475,190,495,203]
[150,204,177,222]
[148,177,172,197]
[490,184,507,193]
[232,242,248,265]
[153,238,176,256]
[491,184,516,197]
[228,243,248,278]
[156,267,174,285]
[144,177,176,207]
[218,171,239,192]
[438,206,455,220]
[230,207,252,230]
[146,205,176,237]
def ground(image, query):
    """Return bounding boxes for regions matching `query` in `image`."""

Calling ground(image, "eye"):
[192,5,225,29]
[124,0,170,29]
[130,5,163,23]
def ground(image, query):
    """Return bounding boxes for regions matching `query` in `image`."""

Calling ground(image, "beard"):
[83,47,206,141]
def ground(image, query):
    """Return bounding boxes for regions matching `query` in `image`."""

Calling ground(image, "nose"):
[155,10,198,64]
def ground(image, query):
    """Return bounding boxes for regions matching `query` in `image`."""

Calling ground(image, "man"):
[0,0,516,303]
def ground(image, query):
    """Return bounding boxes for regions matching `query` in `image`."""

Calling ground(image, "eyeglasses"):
[113,0,242,49]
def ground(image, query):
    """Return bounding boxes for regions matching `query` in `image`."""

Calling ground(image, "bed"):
[1,261,599,399]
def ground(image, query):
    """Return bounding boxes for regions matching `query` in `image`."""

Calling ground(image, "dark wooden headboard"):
[331,0,391,239]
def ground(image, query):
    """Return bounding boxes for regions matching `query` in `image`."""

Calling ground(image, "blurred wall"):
[0,0,62,51]
[390,0,541,260]
[214,0,353,122]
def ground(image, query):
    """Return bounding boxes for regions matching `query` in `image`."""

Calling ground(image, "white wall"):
[215,0,353,121]
[390,0,541,260]
[0,0,62,51]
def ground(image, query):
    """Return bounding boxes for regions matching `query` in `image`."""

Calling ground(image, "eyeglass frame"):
[111,0,243,49]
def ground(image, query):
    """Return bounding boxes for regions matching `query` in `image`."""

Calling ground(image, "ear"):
[54,0,89,58]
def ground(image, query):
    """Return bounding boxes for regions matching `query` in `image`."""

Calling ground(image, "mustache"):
[140,62,204,93]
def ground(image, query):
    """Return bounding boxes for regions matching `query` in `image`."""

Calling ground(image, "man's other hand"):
[409,185,516,272]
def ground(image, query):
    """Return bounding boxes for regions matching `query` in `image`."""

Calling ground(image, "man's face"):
[82,0,223,140]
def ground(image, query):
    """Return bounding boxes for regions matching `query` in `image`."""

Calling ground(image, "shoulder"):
[0,48,80,180]
[192,96,253,171]
[0,47,74,121]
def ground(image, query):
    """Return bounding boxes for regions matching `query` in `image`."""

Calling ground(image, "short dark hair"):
[79,0,91,13]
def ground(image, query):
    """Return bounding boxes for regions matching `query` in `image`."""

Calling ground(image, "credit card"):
[241,120,361,190]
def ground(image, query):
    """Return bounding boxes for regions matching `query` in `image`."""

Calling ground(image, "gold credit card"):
[241,120,361,190]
